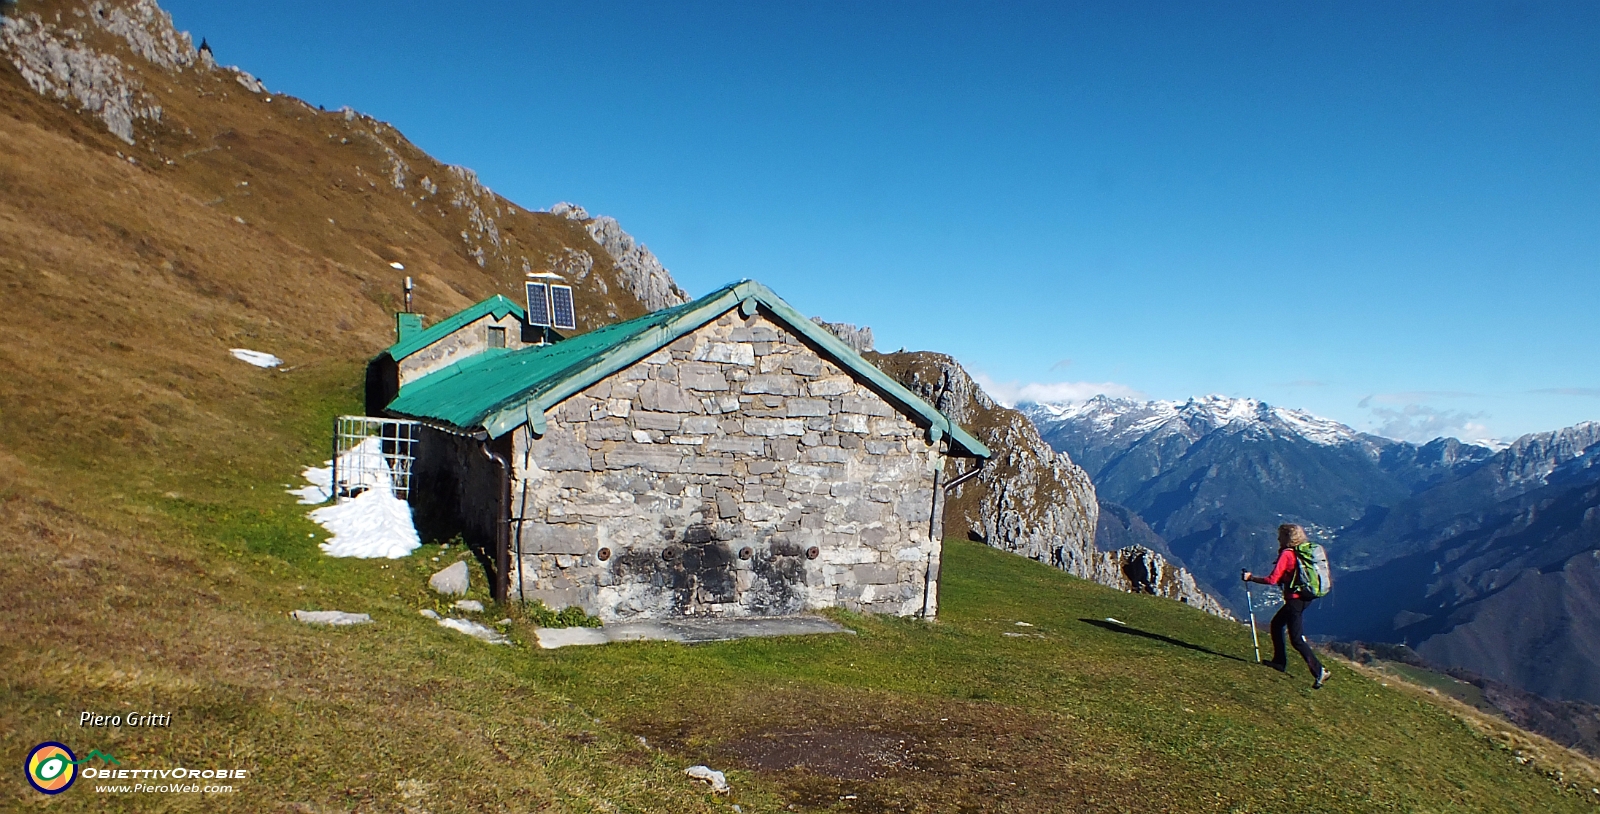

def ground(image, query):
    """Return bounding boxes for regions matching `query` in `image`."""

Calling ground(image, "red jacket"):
[1264,548,1310,599]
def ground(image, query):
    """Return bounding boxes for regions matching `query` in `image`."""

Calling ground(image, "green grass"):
[519,539,1598,812]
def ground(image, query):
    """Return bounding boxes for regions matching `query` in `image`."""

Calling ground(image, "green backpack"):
[1292,542,1332,598]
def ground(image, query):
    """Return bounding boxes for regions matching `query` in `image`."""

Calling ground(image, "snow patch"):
[230,348,282,368]
[308,489,420,559]
[291,610,371,626]
[290,437,421,559]
[288,463,332,505]
[287,437,393,505]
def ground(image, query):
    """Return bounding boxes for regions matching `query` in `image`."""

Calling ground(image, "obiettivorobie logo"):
[27,744,246,796]
[25,742,118,795]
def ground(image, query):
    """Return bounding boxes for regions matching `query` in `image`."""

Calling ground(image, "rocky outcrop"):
[1,7,163,143]
[811,319,874,354]
[1100,546,1230,617]
[83,0,196,70]
[547,202,688,312]
[446,165,503,267]
[867,350,1229,617]
[584,215,687,312]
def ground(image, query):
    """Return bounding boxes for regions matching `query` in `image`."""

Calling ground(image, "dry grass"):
[1337,656,1600,796]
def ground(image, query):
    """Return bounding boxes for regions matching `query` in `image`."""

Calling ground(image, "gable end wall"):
[510,307,946,621]
[398,313,528,386]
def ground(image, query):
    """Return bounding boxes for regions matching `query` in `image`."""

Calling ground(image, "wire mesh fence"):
[331,416,420,502]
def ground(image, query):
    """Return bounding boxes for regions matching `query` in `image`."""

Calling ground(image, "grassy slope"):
[1,3,1597,810]
[3,346,1596,814]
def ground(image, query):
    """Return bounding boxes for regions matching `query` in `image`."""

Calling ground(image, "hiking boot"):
[1263,660,1286,673]
[1313,667,1331,689]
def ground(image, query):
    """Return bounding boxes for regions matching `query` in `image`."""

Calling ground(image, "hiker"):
[1242,523,1331,688]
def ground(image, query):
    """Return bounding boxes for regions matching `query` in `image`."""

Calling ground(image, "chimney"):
[395,312,423,343]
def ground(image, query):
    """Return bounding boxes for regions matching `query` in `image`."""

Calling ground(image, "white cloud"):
[1364,404,1494,444]
[972,372,1142,408]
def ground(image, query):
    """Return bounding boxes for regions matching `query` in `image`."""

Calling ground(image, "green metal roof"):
[385,294,526,361]
[384,281,990,458]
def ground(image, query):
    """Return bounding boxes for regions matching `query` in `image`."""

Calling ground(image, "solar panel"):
[550,285,576,331]
[525,282,551,327]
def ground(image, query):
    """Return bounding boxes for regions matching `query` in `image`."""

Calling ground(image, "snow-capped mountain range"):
[1022,392,1600,705]
[1029,394,1370,451]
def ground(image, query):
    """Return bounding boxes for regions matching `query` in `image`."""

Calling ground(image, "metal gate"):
[331,416,420,502]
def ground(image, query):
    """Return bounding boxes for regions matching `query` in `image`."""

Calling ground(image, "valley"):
[1026,396,1600,707]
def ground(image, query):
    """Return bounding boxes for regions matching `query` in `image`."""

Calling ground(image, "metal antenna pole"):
[1245,583,1262,664]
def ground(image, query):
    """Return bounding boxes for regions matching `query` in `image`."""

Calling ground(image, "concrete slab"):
[534,615,852,649]
[535,626,610,649]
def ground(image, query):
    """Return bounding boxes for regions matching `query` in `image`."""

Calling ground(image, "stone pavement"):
[534,615,852,649]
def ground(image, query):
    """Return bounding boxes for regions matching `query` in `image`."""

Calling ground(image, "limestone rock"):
[811,318,875,353]
[0,11,162,144]
[453,599,484,613]
[684,765,730,793]
[0,0,204,144]
[429,561,469,596]
[1098,546,1231,617]
[583,215,688,312]
[84,0,198,71]
[550,201,589,220]
[291,610,372,626]
[436,616,509,644]
[869,350,1230,618]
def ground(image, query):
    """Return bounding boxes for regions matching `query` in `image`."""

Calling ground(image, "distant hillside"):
[0,0,683,476]
[1023,395,1494,607]
[1328,424,1600,703]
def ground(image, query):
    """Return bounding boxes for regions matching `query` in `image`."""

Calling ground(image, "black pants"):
[1269,597,1324,675]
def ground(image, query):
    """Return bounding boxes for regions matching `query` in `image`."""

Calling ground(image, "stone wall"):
[508,307,954,622]
[398,313,528,386]
[412,427,507,560]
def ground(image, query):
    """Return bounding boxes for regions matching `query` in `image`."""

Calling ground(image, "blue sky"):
[164,1,1599,443]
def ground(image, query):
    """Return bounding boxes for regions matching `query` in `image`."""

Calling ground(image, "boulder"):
[684,765,730,793]
[429,561,469,596]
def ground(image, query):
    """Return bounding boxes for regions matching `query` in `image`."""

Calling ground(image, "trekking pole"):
[1244,579,1262,664]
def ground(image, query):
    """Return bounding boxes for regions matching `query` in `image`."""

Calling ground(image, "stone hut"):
[374,281,989,622]
[364,295,534,415]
